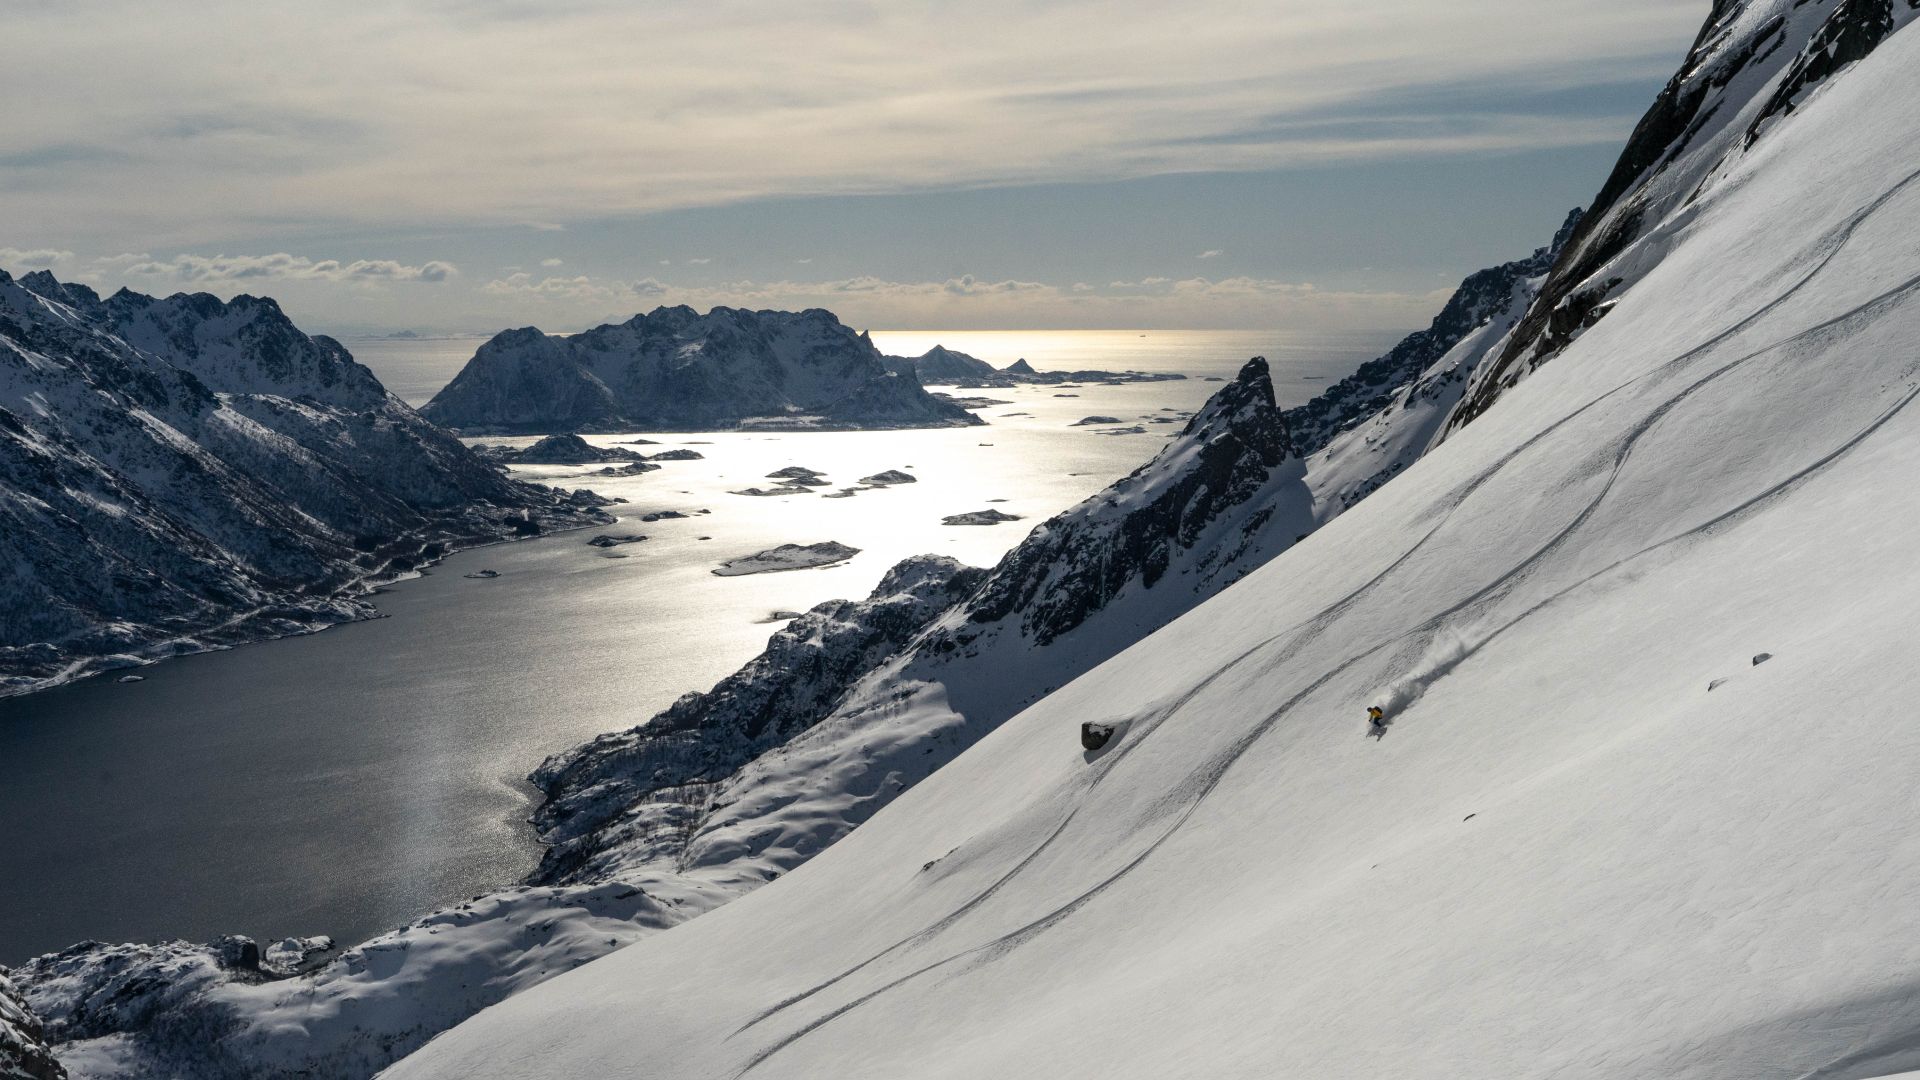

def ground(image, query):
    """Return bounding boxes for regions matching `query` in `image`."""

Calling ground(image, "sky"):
[0,1,1707,335]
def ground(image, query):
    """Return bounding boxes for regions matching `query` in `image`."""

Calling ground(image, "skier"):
[1366,705,1387,739]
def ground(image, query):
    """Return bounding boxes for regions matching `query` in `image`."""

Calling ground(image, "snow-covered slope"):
[0,271,608,695]
[422,307,979,433]
[389,9,1920,1080]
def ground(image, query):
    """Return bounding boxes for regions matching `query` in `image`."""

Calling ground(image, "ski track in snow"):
[732,171,1920,1076]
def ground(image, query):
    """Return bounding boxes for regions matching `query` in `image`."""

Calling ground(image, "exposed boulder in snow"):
[0,270,610,697]
[858,470,915,485]
[421,307,981,434]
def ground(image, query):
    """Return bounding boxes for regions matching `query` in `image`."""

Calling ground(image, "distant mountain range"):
[885,345,1186,387]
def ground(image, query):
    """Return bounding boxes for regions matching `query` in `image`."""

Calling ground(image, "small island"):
[713,542,861,576]
[942,509,1024,526]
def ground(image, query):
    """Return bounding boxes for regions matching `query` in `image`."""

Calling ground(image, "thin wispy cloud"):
[122,252,457,284]
[474,269,1451,331]
[1197,250,1224,259]
[3,1,1697,248]
[0,248,76,268]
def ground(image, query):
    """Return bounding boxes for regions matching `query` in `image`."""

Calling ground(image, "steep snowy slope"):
[390,11,1920,1080]
[423,307,978,433]
[0,271,607,694]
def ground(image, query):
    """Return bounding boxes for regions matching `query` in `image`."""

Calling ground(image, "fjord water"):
[0,329,1395,964]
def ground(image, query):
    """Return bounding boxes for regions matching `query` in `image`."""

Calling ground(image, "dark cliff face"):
[422,307,980,434]
[1448,0,1917,434]
[1283,209,1581,456]
[964,356,1296,645]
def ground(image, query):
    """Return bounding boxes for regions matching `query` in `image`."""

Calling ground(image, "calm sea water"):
[0,329,1399,964]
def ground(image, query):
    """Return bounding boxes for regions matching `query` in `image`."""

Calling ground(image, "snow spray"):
[1371,627,1480,717]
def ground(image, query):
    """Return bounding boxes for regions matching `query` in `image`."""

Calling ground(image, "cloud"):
[465,269,1444,331]
[540,257,564,267]
[1197,249,1224,259]
[687,258,712,265]
[124,252,457,283]
[0,247,76,268]
[2,1,1701,245]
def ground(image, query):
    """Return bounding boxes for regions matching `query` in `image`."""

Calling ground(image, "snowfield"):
[387,11,1920,1080]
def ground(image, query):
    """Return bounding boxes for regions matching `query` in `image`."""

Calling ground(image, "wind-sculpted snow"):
[381,12,1920,1080]
[423,306,980,434]
[0,271,609,695]
[1451,0,1920,432]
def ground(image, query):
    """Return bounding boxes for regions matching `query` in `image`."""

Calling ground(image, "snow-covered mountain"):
[3,180,1582,1080]
[422,307,980,433]
[0,270,608,695]
[380,5,1920,1078]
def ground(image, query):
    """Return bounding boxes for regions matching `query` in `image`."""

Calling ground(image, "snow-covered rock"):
[385,7,1920,1078]
[0,969,64,1080]
[422,307,980,433]
[0,271,609,696]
